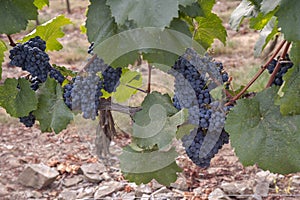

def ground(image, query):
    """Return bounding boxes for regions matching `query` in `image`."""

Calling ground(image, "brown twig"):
[265,42,291,88]
[125,84,148,93]
[7,35,16,47]
[228,40,287,104]
[147,64,152,93]
[99,99,142,116]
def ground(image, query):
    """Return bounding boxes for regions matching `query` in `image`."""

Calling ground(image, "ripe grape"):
[266,56,294,86]
[19,112,36,127]
[172,49,230,168]
[9,37,51,82]
[102,66,122,93]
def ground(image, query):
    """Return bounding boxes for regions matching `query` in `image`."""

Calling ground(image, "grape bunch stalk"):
[171,49,230,168]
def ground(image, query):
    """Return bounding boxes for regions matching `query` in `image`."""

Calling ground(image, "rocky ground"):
[0,112,299,200]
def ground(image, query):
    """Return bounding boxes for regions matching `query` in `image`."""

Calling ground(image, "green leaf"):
[33,77,73,133]
[229,0,257,31]
[86,0,117,43]
[225,88,300,174]
[0,0,38,34]
[179,0,197,7]
[112,69,142,103]
[21,15,72,51]
[260,0,281,14]
[249,9,277,30]
[0,40,7,80]
[176,123,196,139]
[106,0,179,28]
[34,0,49,9]
[192,13,227,49]
[93,27,205,67]
[119,147,181,185]
[275,0,300,41]
[169,18,192,37]
[133,109,186,149]
[52,64,77,77]
[290,41,300,65]
[277,63,300,115]
[0,78,38,117]
[254,16,278,57]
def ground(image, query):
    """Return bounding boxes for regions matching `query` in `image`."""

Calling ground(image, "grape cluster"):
[9,36,51,82]
[62,56,122,120]
[266,56,293,86]
[19,112,36,127]
[71,75,103,120]
[172,50,230,168]
[102,66,122,93]
[8,36,66,127]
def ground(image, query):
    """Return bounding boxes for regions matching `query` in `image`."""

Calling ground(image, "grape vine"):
[0,0,299,187]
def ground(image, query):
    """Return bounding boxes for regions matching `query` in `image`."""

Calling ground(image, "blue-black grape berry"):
[19,112,36,127]
[102,66,122,93]
[266,55,294,86]
[172,50,230,168]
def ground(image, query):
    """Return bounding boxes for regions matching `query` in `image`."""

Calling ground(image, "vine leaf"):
[0,40,7,80]
[106,0,178,28]
[249,10,276,30]
[229,0,257,31]
[119,146,181,186]
[275,0,300,41]
[21,15,72,51]
[33,77,73,134]
[0,0,38,34]
[192,13,227,49]
[0,78,38,118]
[176,123,196,139]
[254,16,278,57]
[277,62,300,115]
[86,0,117,44]
[34,0,49,10]
[260,0,281,14]
[179,0,197,7]
[225,88,300,174]
[112,69,142,103]
[132,92,181,148]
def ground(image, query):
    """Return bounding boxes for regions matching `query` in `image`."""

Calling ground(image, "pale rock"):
[150,179,164,190]
[76,186,95,199]
[94,181,124,199]
[120,191,136,199]
[58,189,77,200]
[63,175,83,187]
[0,183,9,197]
[208,188,231,200]
[221,180,254,196]
[152,186,171,197]
[292,175,300,186]
[135,183,153,197]
[80,162,106,183]
[141,194,151,200]
[170,176,189,191]
[253,180,269,197]
[18,163,59,189]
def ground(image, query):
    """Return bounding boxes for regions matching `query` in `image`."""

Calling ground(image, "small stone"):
[170,176,188,191]
[58,189,77,200]
[253,180,269,197]
[63,175,83,187]
[80,162,106,183]
[94,181,124,199]
[150,179,164,190]
[18,163,59,189]
[135,184,152,197]
[208,188,231,200]
[141,194,151,200]
[292,175,300,186]
[76,187,95,199]
[0,184,9,197]
[221,180,254,196]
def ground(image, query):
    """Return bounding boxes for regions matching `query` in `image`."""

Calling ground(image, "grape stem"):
[147,64,152,93]
[99,99,142,116]
[227,40,287,104]
[125,84,148,93]
[265,41,291,88]
[7,35,16,47]
[80,54,97,73]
